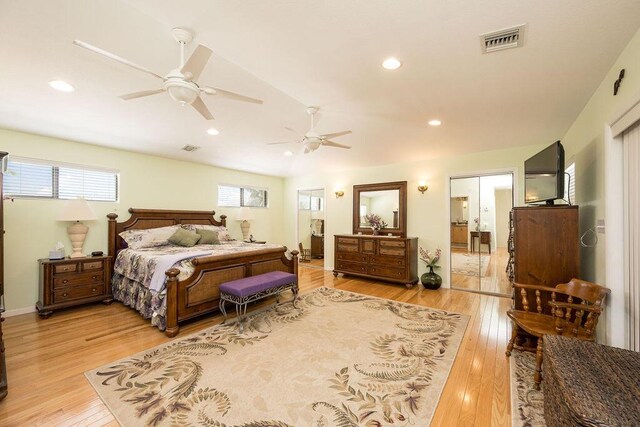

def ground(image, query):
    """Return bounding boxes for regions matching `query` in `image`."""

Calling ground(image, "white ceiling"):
[1,0,640,177]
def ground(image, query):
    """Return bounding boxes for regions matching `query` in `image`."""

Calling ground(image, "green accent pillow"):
[168,228,201,247]
[196,228,220,245]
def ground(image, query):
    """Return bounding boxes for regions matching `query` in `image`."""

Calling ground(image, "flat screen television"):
[524,141,565,205]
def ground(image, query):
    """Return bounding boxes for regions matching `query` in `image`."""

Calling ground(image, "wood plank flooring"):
[0,268,513,426]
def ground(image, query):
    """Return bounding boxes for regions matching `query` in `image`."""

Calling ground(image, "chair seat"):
[506,310,593,341]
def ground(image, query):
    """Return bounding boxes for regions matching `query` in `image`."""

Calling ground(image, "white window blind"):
[4,156,119,202]
[218,184,268,208]
[565,162,575,204]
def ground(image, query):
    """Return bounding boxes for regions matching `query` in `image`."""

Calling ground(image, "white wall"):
[495,189,512,248]
[0,128,285,312]
[283,144,543,281]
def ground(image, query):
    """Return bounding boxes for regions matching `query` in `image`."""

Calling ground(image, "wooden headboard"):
[107,208,227,264]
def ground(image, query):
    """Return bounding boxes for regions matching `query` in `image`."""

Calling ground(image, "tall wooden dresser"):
[0,151,8,400]
[333,234,418,287]
[508,205,580,309]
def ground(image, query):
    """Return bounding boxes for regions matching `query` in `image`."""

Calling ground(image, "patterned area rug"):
[451,252,491,276]
[510,351,546,426]
[86,287,469,426]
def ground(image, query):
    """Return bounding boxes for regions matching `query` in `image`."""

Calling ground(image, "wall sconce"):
[417,181,428,194]
[335,190,345,198]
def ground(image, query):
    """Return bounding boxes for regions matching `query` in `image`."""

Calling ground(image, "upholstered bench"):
[543,335,640,426]
[218,271,298,333]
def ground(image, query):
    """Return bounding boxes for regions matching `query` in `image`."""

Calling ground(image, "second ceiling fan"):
[73,27,263,120]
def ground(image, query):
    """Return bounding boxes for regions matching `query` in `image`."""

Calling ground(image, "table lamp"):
[57,198,97,258]
[236,207,255,241]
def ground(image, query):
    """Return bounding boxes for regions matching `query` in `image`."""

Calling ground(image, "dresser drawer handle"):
[92,275,98,280]
[92,288,97,292]
[62,293,68,297]
[62,279,68,284]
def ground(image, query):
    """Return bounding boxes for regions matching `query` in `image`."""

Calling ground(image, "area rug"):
[86,287,469,426]
[510,351,545,426]
[451,252,491,276]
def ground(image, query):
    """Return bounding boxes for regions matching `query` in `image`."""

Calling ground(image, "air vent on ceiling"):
[480,24,525,54]
[181,144,200,152]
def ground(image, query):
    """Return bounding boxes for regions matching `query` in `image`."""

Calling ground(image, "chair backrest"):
[298,242,304,253]
[557,278,610,307]
[556,278,610,338]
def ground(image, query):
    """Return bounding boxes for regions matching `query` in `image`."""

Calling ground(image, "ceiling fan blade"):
[73,40,165,80]
[191,96,214,120]
[320,130,352,139]
[119,89,165,100]
[180,44,212,82]
[205,87,263,104]
[285,126,300,134]
[322,140,352,149]
[304,147,312,154]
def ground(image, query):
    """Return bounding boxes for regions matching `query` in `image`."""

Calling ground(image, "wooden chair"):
[505,278,610,389]
[298,243,311,263]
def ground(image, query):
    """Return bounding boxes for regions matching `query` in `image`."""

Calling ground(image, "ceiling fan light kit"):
[73,27,263,121]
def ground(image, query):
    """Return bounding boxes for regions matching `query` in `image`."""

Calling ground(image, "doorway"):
[449,173,513,296]
[297,188,325,269]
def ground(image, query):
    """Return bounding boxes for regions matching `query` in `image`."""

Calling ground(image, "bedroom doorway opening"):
[450,173,513,296]
[297,188,325,269]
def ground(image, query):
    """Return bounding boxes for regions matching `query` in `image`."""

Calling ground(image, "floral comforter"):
[112,242,282,330]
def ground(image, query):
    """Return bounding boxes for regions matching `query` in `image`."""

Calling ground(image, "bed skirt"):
[112,273,166,330]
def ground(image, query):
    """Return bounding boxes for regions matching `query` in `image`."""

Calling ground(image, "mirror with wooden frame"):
[352,181,407,237]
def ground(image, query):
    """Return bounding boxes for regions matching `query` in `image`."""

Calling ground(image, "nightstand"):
[36,256,113,318]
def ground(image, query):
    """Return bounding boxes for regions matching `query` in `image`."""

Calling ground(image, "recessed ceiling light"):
[382,57,402,70]
[284,151,293,156]
[206,128,220,136]
[428,119,442,127]
[48,80,74,92]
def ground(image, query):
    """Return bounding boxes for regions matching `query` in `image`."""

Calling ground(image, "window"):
[4,156,119,201]
[218,184,268,208]
[564,162,575,204]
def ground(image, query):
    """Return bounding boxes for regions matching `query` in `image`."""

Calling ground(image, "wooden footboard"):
[107,208,298,337]
[164,246,298,337]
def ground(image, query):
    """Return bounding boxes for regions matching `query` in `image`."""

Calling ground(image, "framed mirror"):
[353,181,407,237]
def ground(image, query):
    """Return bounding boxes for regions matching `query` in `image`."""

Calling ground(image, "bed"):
[107,208,298,337]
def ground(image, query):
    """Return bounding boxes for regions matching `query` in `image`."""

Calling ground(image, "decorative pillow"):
[188,224,234,241]
[168,228,201,247]
[119,225,181,249]
[196,228,220,245]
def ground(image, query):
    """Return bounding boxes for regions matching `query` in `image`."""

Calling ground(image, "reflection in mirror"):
[297,189,324,269]
[359,190,400,228]
[450,174,513,296]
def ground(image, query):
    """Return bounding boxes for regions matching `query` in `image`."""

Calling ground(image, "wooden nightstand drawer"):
[53,271,103,289]
[54,284,105,304]
[54,263,78,274]
[82,261,104,271]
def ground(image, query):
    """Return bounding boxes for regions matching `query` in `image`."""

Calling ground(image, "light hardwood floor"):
[0,268,513,426]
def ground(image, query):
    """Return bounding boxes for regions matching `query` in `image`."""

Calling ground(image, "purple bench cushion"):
[220,271,297,298]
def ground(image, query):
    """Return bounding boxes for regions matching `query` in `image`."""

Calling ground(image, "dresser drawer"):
[53,271,103,289]
[370,255,406,267]
[82,260,104,271]
[368,265,406,279]
[336,261,368,274]
[337,244,359,252]
[54,263,78,274]
[337,237,359,245]
[379,240,406,248]
[379,247,406,256]
[54,284,105,304]
[336,252,368,263]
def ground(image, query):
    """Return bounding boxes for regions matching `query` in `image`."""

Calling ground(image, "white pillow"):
[186,224,233,241]
[119,225,182,249]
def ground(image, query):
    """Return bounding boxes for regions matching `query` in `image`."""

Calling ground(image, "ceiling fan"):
[268,107,352,153]
[73,28,263,120]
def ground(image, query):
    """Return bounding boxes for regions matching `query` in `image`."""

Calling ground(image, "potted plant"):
[364,213,388,235]
[419,247,442,289]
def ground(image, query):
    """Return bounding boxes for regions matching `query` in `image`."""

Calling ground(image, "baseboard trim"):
[3,306,36,317]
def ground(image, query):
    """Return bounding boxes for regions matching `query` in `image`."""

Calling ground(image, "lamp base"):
[67,221,89,258]
[240,220,251,241]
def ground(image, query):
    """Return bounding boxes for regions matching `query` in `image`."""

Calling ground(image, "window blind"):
[218,184,268,208]
[3,156,119,202]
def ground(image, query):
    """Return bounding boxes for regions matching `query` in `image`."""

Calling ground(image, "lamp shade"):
[236,207,255,221]
[57,198,97,222]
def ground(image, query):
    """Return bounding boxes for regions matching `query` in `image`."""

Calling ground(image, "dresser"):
[311,234,324,258]
[333,234,418,287]
[0,151,7,400]
[451,224,468,245]
[37,256,113,318]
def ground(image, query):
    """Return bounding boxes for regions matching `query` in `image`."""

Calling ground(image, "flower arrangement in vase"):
[364,213,388,235]
[473,217,480,231]
[419,247,442,289]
